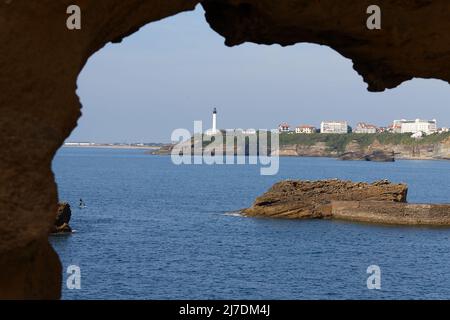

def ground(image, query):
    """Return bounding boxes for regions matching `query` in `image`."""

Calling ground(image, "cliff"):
[277,133,450,160]
[154,133,450,160]
[242,179,450,226]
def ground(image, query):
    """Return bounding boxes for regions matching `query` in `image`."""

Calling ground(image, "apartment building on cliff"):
[295,125,317,134]
[320,121,349,134]
[354,122,378,134]
[393,119,437,135]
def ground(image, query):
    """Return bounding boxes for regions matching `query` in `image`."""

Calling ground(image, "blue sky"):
[72,5,450,143]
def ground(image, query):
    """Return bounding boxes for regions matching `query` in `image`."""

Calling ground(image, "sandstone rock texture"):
[332,201,450,226]
[276,142,339,157]
[243,179,450,226]
[203,0,450,91]
[0,0,199,300]
[1,0,449,298]
[278,137,450,160]
[242,180,408,218]
[369,137,450,160]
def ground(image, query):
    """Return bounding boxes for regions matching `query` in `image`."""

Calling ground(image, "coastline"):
[146,132,450,161]
[66,143,450,162]
[275,153,450,162]
[242,179,450,226]
[147,146,450,162]
[62,145,160,150]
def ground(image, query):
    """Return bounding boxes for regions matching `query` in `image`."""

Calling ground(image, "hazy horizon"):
[70,5,450,143]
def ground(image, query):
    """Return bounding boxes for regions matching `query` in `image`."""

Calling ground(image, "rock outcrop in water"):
[339,150,395,162]
[242,179,450,225]
[243,179,408,218]
[51,203,72,234]
[331,201,450,226]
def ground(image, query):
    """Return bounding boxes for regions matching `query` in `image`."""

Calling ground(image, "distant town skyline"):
[70,5,450,143]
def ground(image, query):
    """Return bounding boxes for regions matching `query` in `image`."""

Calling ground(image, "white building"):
[206,108,219,135]
[242,129,257,135]
[320,121,349,134]
[354,122,378,134]
[295,125,317,134]
[64,142,94,146]
[278,123,291,133]
[393,119,437,135]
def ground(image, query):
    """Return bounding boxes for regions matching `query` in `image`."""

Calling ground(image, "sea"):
[50,147,450,299]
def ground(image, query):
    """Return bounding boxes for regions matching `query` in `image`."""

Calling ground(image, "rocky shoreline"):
[276,135,450,161]
[338,150,395,162]
[149,135,450,161]
[242,179,450,226]
[50,202,72,234]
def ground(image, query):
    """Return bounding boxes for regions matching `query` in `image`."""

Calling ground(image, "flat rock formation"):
[332,201,450,226]
[339,151,367,161]
[243,179,450,225]
[147,144,174,155]
[339,150,395,162]
[242,179,408,218]
[365,150,396,162]
[2,0,450,298]
[51,203,72,235]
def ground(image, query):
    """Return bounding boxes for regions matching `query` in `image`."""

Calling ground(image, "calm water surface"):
[51,147,450,299]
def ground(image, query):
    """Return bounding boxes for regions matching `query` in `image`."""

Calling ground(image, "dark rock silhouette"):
[365,150,395,162]
[51,203,72,234]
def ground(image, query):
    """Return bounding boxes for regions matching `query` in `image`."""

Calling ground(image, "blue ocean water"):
[51,147,450,300]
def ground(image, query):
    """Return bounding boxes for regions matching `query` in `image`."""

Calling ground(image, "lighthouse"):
[212,108,217,134]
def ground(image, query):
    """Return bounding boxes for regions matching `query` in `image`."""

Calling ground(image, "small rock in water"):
[51,202,73,234]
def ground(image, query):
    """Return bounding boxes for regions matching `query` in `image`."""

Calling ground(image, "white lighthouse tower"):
[212,107,217,134]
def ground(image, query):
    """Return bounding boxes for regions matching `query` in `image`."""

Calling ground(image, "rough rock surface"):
[278,137,450,160]
[51,203,72,234]
[339,150,395,162]
[1,0,450,298]
[243,179,450,225]
[203,0,450,91]
[242,179,408,218]
[332,201,450,226]
[0,0,200,300]
[368,138,450,160]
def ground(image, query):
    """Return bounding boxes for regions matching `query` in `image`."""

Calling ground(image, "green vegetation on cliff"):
[280,132,450,153]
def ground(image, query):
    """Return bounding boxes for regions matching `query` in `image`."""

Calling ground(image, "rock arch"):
[0,0,449,298]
